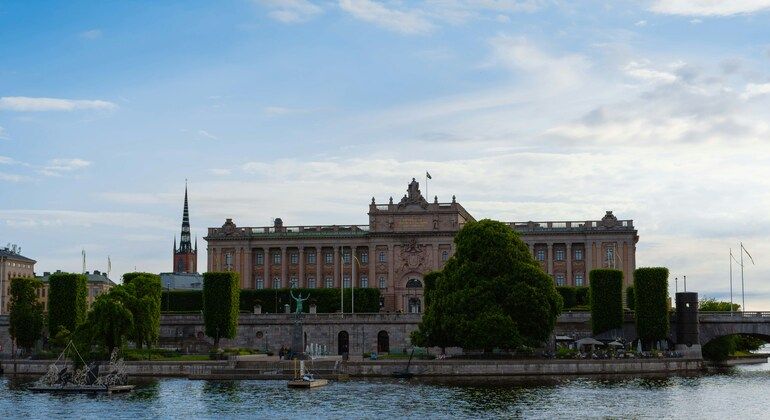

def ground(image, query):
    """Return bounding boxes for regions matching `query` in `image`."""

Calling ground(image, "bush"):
[556,347,578,359]
[124,273,162,349]
[703,336,736,362]
[557,287,577,309]
[203,272,240,348]
[162,290,203,312]
[47,273,88,339]
[589,269,624,335]
[9,277,44,353]
[634,267,670,346]
[626,286,635,310]
[575,287,590,307]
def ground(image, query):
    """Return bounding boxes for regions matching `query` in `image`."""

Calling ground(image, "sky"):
[1,0,770,307]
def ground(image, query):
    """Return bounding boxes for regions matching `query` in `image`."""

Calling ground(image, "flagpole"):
[740,241,745,312]
[340,251,344,317]
[425,173,428,199]
[729,248,733,315]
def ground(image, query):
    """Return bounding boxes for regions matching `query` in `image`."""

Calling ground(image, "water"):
[2,364,770,419]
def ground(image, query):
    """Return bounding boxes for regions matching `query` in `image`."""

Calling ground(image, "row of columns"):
[526,241,634,285]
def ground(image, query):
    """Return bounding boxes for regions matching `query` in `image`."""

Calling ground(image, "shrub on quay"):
[47,272,88,339]
[634,267,670,347]
[9,277,44,354]
[411,219,563,352]
[626,286,635,310]
[557,286,577,309]
[203,272,240,348]
[589,269,623,335]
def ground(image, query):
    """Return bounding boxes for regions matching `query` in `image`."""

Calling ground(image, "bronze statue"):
[290,290,309,314]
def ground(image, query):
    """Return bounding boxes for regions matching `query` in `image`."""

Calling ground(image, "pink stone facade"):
[205,179,638,312]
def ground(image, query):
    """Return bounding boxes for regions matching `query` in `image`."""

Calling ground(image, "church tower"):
[173,182,198,273]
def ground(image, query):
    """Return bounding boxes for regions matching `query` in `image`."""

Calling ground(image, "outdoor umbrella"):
[607,341,624,347]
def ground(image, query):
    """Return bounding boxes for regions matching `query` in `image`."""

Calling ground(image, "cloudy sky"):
[1,0,770,307]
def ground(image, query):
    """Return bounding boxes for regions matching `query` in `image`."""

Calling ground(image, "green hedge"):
[48,273,88,338]
[121,272,157,285]
[556,287,577,309]
[575,287,590,307]
[634,267,670,345]
[626,286,636,310]
[203,272,240,347]
[162,287,381,313]
[589,269,623,335]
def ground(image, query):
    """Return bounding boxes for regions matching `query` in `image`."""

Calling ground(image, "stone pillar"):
[315,246,322,286]
[244,248,253,289]
[387,244,394,290]
[546,243,553,276]
[566,243,572,285]
[586,242,593,275]
[368,245,375,287]
[264,247,270,286]
[333,246,340,287]
[234,248,241,274]
[298,246,305,288]
[281,246,288,286]
[208,247,215,272]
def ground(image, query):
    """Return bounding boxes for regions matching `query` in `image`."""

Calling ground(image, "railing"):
[698,311,770,318]
[509,220,635,232]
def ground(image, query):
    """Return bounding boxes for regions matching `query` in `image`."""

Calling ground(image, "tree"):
[87,290,134,354]
[626,286,635,310]
[203,272,240,348]
[699,298,766,358]
[699,298,739,312]
[634,267,670,347]
[412,219,563,352]
[8,277,44,354]
[47,273,88,339]
[122,273,162,349]
[589,269,624,335]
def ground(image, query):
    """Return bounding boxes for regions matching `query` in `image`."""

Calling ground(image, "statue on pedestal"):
[290,290,309,314]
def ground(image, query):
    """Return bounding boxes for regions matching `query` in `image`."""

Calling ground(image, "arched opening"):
[408,297,421,314]
[377,330,390,353]
[406,278,423,288]
[405,277,423,313]
[338,330,349,355]
[702,333,770,362]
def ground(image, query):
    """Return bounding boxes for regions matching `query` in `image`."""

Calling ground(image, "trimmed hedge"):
[634,267,670,345]
[162,287,381,313]
[589,269,623,335]
[48,273,88,338]
[556,287,577,309]
[203,272,240,347]
[575,287,590,307]
[626,286,636,310]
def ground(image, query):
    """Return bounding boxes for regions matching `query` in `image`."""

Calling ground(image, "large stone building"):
[0,245,36,314]
[205,179,638,312]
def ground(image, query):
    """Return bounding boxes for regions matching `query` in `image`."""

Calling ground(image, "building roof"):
[160,272,203,290]
[0,247,36,263]
[37,270,117,286]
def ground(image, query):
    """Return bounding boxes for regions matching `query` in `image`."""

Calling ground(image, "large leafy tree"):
[122,273,162,349]
[412,219,563,352]
[8,277,44,354]
[203,272,240,348]
[47,273,88,339]
[87,289,134,354]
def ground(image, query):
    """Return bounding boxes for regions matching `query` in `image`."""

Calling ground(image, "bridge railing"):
[698,311,770,318]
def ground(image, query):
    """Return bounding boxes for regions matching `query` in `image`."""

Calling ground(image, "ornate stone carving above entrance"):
[397,238,427,274]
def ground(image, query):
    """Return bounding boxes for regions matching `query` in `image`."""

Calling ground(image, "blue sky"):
[2,0,770,307]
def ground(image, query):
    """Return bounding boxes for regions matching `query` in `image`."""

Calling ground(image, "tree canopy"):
[47,272,87,339]
[9,277,44,353]
[121,272,162,349]
[412,219,563,352]
[86,289,134,354]
[203,272,240,348]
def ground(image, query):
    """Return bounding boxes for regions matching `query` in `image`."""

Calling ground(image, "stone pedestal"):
[291,318,304,356]
[253,304,262,314]
[675,344,702,359]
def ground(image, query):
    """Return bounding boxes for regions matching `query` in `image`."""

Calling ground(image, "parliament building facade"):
[204,179,638,313]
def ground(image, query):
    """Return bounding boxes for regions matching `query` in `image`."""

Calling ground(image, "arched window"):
[338,330,349,355]
[406,278,423,289]
[377,330,390,353]
[409,297,422,314]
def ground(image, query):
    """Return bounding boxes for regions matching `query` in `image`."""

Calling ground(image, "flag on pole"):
[742,243,755,265]
[426,171,432,179]
[108,256,112,275]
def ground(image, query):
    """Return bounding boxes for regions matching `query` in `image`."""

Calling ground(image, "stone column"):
[566,243,572,285]
[281,246,288,287]
[387,244,395,292]
[333,246,340,287]
[298,246,305,287]
[315,246,322,287]
[264,247,270,286]
[368,245,375,287]
[208,248,215,272]
[586,242,593,274]
[546,243,553,276]
[244,248,253,289]
[234,248,241,274]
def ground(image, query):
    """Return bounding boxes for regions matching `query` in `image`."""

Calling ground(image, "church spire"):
[179,180,192,252]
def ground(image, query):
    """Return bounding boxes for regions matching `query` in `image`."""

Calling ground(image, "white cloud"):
[623,60,678,84]
[0,97,117,112]
[0,209,172,230]
[635,20,647,26]
[79,29,102,39]
[650,0,770,16]
[40,158,92,177]
[690,18,703,24]
[258,0,323,23]
[197,129,219,141]
[338,0,435,35]
[208,168,233,176]
[741,83,770,99]
[0,172,26,182]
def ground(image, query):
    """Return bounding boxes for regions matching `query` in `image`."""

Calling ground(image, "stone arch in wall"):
[401,275,423,313]
[338,330,349,355]
[377,330,390,353]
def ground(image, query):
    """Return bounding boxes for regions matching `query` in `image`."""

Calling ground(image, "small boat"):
[28,342,135,395]
[288,359,329,389]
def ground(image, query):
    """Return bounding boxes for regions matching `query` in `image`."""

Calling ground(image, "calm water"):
[2,363,770,419]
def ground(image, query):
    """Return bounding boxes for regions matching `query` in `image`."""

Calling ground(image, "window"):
[379,276,386,289]
[574,249,583,261]
[325,277,333,288]
[256,278,264,289]
[442,250,449,262]
[308,277,316,288]
[343,252,351,264]
[361,253,368,264]
[555,250,565,261]
[273,277,281,289]
[360,276,369,288]
[379,251,386,263]
[273,253,281,264]
[290,253,298,264]
[325,252,333,264]
[536,250,545,261]
[290,276,298,288]
[308,252,316,264]
[256,253,264,265]
[343,276,351,288]
[575,274,584,287]
[555,274,565,286]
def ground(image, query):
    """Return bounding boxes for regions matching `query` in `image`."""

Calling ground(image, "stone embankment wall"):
[0,360,228,377]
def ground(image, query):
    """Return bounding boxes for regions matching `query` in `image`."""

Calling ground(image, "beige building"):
[0,245,37,314]
[36,270,117,311]
[205,179,638,313]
